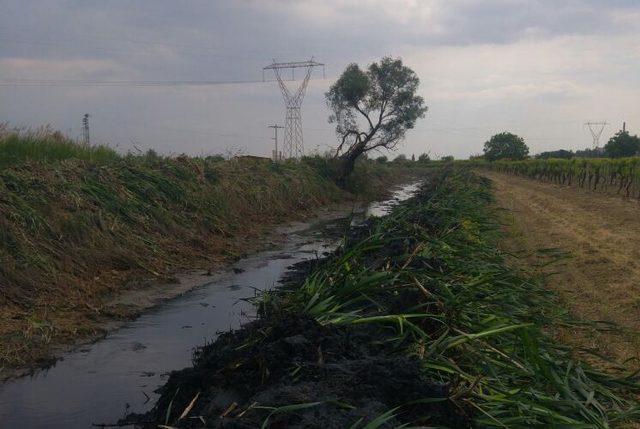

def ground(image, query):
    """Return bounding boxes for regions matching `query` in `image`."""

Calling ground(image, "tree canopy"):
[326,57,427,183]
[483,132,529,161]
[604,130,640,158]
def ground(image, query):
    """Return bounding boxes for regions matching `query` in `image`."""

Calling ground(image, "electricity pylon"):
[585,121,608,149]
[263,59,324,159]
[82,113,90,145]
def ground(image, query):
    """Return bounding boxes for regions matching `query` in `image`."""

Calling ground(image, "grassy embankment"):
[138,168,640,428]
[472,157,640,199]
[0,127,407,371]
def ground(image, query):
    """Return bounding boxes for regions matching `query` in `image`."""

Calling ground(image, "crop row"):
[476,157,640,198]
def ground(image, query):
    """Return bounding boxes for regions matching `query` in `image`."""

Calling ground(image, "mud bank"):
[127,263,467,427]
[127,315,465,428]
[125,171,470,428]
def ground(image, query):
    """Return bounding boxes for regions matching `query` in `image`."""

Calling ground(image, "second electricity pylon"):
[82,113,90,145]
[585,121,608,149]
[263,59,324,159]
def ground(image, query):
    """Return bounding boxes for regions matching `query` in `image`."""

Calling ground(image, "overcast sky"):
[1,0,639,159]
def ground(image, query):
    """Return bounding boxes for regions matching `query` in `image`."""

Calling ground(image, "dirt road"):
[483,171,640,367]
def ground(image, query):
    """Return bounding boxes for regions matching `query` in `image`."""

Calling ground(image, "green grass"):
[0,125,120,168]
[261,167,640,427]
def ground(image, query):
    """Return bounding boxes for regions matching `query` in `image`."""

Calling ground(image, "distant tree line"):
[477,129,640,161]
[376,153,435,163]
[536,131,640,159]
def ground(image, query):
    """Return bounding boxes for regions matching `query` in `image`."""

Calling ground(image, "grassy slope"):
[0,130,402,370]
[0,126,120,168]
[141,168,639,428]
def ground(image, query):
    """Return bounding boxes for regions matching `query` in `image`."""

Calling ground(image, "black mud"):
[125,311,467,428]
[125,174,470,428]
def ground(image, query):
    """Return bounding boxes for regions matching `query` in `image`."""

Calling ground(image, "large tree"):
[326,57,427,183]
[604,130,640,158]
[483,132,529,161]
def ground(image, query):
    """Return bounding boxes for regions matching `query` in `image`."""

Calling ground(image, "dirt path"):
[482,171,640,368]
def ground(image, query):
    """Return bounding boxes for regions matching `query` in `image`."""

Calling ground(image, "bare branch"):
[354,104,374,131]
[378,99,387,125]
[335,129,361,157]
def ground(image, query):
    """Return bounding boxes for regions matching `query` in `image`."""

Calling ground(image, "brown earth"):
[482,171,640,369]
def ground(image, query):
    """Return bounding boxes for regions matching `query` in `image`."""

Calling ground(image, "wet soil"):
[126,315,464,428]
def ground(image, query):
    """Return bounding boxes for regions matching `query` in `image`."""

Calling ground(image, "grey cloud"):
[1,0,638,82]
[0,0,639,159]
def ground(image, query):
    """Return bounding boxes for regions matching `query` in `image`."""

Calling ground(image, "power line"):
[0,36,263,63]
[96,115,269,141]
[0,78,268,87]
[0,29,296,61]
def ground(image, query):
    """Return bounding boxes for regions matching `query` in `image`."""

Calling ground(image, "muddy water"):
[365,180,422,218]
[0,181,421,429]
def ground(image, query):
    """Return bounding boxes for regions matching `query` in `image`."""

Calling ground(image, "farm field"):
[483,171,640,366]
[482,157,640,199]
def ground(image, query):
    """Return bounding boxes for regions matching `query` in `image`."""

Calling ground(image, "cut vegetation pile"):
[0,128,401,371]
[131,168,640,428]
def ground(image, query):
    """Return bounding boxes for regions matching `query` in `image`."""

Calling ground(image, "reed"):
[266,168,640,427]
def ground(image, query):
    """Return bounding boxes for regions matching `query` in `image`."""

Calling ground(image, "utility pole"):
[623,121,626,133]
[82,113,90,145]
[268,124,284,161]
[263,59,324,160]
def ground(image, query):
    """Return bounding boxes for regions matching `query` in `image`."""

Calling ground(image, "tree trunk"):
[337,143,366,188]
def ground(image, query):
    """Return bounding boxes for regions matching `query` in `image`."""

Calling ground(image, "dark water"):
[0,182,421,429]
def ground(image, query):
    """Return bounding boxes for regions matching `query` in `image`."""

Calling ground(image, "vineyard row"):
[472,157,640,199]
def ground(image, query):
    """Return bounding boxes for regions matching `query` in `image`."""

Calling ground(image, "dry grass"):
[484,171,640,371]
[0,126,421,372]
[0,154,356,369]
